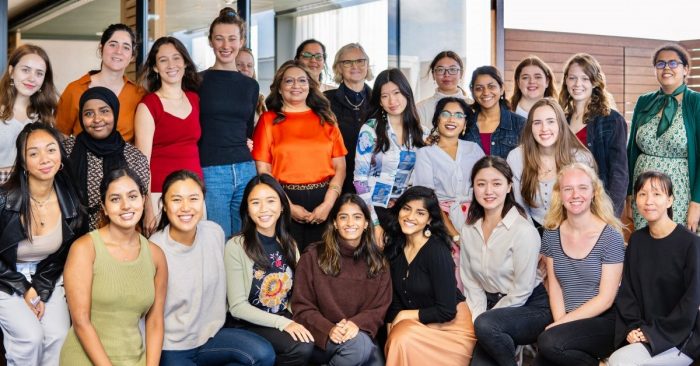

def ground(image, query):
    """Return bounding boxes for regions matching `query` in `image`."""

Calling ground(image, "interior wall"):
[23,39,101,93]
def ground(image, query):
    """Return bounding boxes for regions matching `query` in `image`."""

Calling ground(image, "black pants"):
[285,187,327,253]
[228,314,314,366]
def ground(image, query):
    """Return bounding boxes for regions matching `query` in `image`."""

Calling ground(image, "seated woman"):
[150,170,275,366]
[609,171,700,366]
[383,186,476,366]
[0,123,85,365]
[225,174,314,366]
[60,168,168,365]
[534,163,625,366]
[461,156,550,366]
[292,193,391,366]
[63,87,150,231]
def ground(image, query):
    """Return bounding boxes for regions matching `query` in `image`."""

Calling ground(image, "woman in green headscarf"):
[626,43,700,231]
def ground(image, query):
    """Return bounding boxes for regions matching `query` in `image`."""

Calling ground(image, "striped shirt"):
[541,225,625,312]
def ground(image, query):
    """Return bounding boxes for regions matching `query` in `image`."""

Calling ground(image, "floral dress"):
[633,105,690,228]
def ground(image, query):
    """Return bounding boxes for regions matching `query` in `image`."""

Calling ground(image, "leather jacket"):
[0,181,85,301]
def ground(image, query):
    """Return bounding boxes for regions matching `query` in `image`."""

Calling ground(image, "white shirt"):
[416,88,473,132]
[459,207,541,321]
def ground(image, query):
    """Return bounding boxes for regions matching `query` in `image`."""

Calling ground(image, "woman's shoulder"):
[62,136,76,153]
[506,145,524,165]
[198,220,226,244]
[362,118,379,130]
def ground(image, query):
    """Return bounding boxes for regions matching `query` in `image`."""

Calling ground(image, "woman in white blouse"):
[506,98,594,232]
[460,155,550,366]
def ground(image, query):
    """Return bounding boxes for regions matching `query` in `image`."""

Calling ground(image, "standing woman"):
[150,170,275,366]
[64,87,150,232]
[236,47,268,123]
[0,123,84,365]
[252,60,346,251]
[292,194,391,366]
[55,24,145,142]
[199,8,260,238]
[324,43,374,194]
[609,171,700,366]
[510,55,558,118]
[135,36,203,230]
[627,44,700,231]
[60,168,168,366]
[507,98,594,231]
[462,66,526,159]
[416,51,470,131]
[0,44,59,184]
[560,53,628,217]
[353,68,427,243]
[383,186,476,366]
[534,163,625,366]
[295,39,334,92]
[225,174,314,366]
[460,156,550,366]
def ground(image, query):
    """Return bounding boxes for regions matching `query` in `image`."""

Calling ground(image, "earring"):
[59,163,64,171]
[461,128,466,136]
[9,79,14,87]
[423,225,432,237]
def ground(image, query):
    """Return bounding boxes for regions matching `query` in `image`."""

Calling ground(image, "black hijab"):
[69,87,127,211]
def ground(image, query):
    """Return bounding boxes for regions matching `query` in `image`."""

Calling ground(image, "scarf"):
[641,84,686,137]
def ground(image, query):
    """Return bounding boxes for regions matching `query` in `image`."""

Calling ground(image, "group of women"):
[0,5,698,366]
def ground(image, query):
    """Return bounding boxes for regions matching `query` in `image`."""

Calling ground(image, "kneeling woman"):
[609,171,700,366]
[150,170,275,366]
[292,194,391,365]
[60,168,168,365]
[534,163,625,366]
[384,186,476,366]
[225,174,314,365]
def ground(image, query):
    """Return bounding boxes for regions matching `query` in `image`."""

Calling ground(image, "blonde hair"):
[543,163,622,233]
[332,43,374,84]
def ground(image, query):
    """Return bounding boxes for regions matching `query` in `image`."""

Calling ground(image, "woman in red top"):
[252,60,347,252]
[134,37,202,229]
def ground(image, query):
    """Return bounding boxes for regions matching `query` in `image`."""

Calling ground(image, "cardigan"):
[224,234,300,331]
[628,87,700,202]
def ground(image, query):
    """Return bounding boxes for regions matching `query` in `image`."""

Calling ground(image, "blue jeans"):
[310,331,383,366]
[203,161,257,238]
[160,328,275,366]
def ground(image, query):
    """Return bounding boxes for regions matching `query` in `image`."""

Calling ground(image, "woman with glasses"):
[416,51,470,131]
[560,53,628,217]
[461,66,526,159]
[295,39,334,92]
[626,43,700,232]
[324,43,374,194]
[510,55,558,118]
[252,60,347,252]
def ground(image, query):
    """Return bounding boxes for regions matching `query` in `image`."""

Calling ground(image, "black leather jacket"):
[0,181,84,301]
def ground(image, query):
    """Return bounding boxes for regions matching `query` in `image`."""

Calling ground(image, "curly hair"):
[559,53,613,124]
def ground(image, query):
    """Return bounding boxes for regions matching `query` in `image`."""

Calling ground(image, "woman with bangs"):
[416,51,471,131]
[510,55,558,118]
[353,68,427,246]
[560,53,628,217]
[507,98,594,232]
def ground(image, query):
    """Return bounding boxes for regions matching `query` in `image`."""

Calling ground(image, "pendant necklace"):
[30,191,53,227]
[344,95,365,111]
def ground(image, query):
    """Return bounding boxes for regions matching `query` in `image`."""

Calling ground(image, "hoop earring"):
[423,225,432,238]
[59,163,64,171]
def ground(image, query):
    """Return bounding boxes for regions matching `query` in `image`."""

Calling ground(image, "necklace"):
[30,190,54,227]
[344,95,365,111]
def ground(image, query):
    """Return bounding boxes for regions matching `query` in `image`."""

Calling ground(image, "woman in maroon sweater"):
[292,194,391,365]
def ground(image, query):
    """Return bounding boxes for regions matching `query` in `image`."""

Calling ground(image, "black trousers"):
[285,186,327,253]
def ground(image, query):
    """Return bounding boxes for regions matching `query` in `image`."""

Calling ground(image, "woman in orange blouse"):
[55,24,145,142]
[252,60,347,252]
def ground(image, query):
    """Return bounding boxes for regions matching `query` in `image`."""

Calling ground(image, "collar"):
[6,180,79,221]
[79,71,137,88]
[496,105,518,131]
[473,206,522,233]
[338,240,359,257]
[432,86,467,99]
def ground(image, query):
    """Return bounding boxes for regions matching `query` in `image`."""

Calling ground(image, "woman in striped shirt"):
[534,163,625,366]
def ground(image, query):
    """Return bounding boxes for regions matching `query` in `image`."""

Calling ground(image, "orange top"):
[252,110,347,184]
[55,72,146,143]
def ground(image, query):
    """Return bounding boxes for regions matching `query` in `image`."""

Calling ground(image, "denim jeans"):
[471,283,552,366]
[310,331,383,366]
[203,161,257,239]
[160,328,275,366]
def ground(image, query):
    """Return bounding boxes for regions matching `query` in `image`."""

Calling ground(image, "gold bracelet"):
[329,184,341,196]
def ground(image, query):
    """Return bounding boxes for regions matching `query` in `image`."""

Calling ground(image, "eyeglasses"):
[300,52,324,61]
[434,67,461,76]
[283,77,309,86]
[654,60,683,69]
[439,111,467,121]
[340,59,367,68]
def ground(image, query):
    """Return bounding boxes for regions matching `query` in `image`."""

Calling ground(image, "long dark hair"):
[265,60,336,125]
[239,174,297,271]
[98,24,137,70]
[155,170,206,233]
[294,39,327,82]
[469,65,509,113]
[138,36,200,93]
[318,194,387,278]
[429,97,472,138]
[384,186,450,260]
[2,124,82,240]
[466,156,526,225]
[368,68,425,153]
[99,168,147,233]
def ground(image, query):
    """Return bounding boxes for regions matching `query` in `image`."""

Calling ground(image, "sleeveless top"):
[60,230,155,366]
[140,91,203,193]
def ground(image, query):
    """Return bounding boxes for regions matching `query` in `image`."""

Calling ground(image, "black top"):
[248,232,293,314]
[615,224,700,356]
[324,83,372,194]
[198,69,260,166]
[386,236,465,324]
